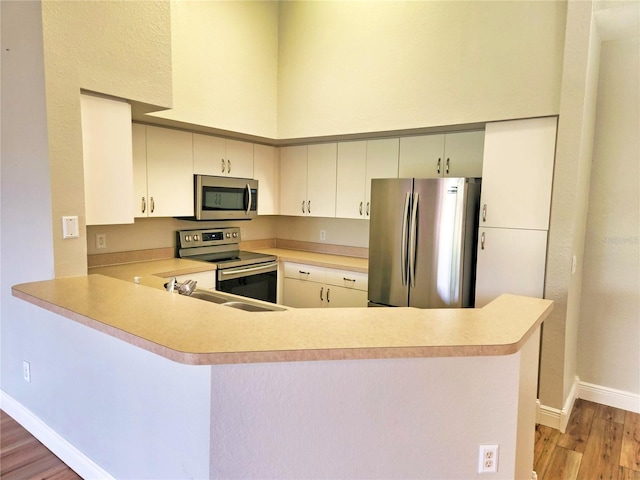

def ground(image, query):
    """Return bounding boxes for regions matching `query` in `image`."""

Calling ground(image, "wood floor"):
[534,399,640,480]
[1,411,81,480]
[2,399,639,479]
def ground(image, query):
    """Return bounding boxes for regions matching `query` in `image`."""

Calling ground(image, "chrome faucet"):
[165,278,197,296]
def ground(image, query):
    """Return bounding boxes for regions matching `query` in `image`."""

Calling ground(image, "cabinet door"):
[283,278,324,308]
[325,285,368,308]
[443,131,484,178]
[480,117,557,230]
[132,124,149,218]
[474,227,548,307]
[225,139,254,178]
[146,126,194,217]
[253,144,279,215]
[81,94,134,225]
[193,134,225,176]
[398,134,444,178]
[307,143,337,218]
[279,145,308,216]
[336,141,367,219]
[365,138,399,217]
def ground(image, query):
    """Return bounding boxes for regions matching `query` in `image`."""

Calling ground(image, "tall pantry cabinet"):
[474,117,557,307]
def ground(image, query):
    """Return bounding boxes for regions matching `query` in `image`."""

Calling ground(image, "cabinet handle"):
[301,200,306,213]
[308,200,311,214]
[299,270,310,276]
[366,202,370,216]
[343,277,356,283]
[437,158,441,174]
[150,196,155,214]
[359,201,363,216]
[221,158,226,174]
[481,232,485,250]
[320,286,324,301]
[445,158,450,174]
[141,196,146,214]
[228,159,231,174]
[482,204,487,222]
[327,288,330,303]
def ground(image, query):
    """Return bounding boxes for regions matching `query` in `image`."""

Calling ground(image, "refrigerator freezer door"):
[410,178,471,308]
[368,178,414,307]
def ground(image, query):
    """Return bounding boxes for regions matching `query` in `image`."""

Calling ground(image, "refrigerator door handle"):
[401,192,411,286]
[409,192,419,287]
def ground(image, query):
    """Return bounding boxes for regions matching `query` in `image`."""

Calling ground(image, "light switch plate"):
[62,216,79,239]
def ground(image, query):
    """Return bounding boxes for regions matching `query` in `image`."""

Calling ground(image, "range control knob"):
[193,234,199,241]
[232,232,238,238]
[185,235,191,242]
[225,232,231,238]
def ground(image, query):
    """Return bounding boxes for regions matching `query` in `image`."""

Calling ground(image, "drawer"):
[283,262,325,283]
[324,268,368,291]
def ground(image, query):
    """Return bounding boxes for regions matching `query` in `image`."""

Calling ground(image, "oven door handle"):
[219,261,278,277]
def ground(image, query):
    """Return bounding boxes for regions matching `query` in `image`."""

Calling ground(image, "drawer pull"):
[343,277,356,283]
[299,270,310,275]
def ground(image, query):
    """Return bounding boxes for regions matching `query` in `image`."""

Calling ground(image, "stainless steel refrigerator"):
[368,177,481,308]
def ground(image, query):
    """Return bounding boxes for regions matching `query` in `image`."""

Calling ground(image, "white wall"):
[277,0,566,138]
[578,33,639,396]
[149,0,279,138]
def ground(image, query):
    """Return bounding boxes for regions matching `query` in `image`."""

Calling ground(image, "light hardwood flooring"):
[534,399,640,480]
[1,411,81,480]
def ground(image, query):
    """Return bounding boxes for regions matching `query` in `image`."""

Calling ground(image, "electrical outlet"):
[96,233,107,249]
[23,361,31,383]
[320,230,326,241]
[478,444,499,473]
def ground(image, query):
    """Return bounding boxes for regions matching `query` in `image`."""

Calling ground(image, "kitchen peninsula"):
[11,257,552,480]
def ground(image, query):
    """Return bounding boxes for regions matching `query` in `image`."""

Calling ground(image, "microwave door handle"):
[245,183,251,216]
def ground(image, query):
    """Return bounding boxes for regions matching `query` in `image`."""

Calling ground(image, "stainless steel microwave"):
[194,175,258,221]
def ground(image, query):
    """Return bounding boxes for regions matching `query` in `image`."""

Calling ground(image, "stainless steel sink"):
[189,290,230,304]
[222,301,285,313]
[189,290,286,312]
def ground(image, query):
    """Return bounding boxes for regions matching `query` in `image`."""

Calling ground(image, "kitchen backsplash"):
[86,215,369,256]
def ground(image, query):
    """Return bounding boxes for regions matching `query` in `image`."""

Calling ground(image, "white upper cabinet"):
[307,143,337,217]
[336,138,399,219]
[136,125,194,218]
[399,131,484,179]
[193,133,254,178]
[253,144,279,215]
[132,124,149,217]
[279,143,337,217]
[365,138,400,213]
[336,141,367,219]
[81,94,134,225]
[279,145,308,216]
[479,117,557,230]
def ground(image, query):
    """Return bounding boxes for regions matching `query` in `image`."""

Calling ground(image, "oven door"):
[195,175,258,221]
[216,261,278,303]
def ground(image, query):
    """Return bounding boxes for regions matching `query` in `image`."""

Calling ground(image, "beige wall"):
[148,0,279,138]
[578,33,639,394]
[277,0,566,138]
[41,0,173,277]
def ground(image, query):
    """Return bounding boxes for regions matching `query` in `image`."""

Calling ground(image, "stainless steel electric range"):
[177,227,277,303]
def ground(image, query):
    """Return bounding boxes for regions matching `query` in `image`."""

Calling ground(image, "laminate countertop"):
[13,255,552,366]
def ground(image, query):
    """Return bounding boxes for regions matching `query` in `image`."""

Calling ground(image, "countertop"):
[13,254,553,365]
[250,248,368,272]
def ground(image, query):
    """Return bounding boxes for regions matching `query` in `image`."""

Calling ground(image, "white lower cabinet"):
[474,227,548,307]
[283,262,368,308]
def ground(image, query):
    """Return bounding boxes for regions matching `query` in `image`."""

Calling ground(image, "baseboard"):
[0,390,114,480]
[578,381,640,414]
[537,376,579,433]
